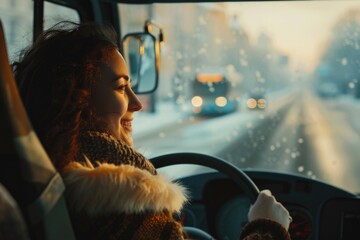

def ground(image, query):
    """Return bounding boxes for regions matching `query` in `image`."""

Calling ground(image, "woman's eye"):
[117,85,127,91]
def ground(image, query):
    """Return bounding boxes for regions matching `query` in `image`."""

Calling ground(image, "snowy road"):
[132,90,360,193]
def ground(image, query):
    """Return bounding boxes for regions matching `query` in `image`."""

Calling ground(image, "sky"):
[225,1,360,72]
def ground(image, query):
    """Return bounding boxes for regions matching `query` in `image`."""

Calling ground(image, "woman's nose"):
[128,89,143,112]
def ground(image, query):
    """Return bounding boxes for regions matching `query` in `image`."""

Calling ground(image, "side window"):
[44,2,80,30]
[0,0,33,62]
[0,0,80,62]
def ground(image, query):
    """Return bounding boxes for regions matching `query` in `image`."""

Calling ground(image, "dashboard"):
[173,169,359,240]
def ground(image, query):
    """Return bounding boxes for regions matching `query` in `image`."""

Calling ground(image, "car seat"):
[0,20,75,240]
[0,183,30,240]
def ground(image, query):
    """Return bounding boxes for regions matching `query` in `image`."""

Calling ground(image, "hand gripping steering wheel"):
[151,152,260,240]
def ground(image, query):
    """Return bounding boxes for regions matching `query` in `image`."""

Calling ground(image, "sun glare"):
[226,1,360,72]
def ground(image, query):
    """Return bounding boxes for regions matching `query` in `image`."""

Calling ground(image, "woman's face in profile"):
[92,48,142,145]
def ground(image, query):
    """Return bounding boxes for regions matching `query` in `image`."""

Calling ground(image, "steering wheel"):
[151,152,260,240]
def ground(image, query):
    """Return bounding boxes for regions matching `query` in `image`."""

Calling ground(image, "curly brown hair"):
[13,21,119,170]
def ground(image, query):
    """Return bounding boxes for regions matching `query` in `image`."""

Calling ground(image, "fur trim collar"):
[62,161,188,216]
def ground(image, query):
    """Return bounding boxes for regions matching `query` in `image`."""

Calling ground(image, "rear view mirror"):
[121,33,159,94]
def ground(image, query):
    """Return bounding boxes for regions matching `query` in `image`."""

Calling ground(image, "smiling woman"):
[9,20,292,240]
[4,1,360,240]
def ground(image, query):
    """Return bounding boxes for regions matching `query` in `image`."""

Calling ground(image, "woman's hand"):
[248,189,291,230]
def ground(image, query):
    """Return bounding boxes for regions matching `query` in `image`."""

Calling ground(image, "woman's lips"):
[121,119,133,132]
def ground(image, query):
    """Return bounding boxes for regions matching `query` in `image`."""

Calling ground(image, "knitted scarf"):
[77,131,157,175]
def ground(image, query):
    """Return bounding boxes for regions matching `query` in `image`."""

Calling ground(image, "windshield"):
[119,1,360,194]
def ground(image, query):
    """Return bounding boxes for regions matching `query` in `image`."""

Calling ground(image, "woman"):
[13,22,291,240]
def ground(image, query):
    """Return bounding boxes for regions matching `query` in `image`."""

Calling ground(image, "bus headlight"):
[215,96,227,107]
[258,99,266,108]
[247,98,257,109]
[191,96,203,107]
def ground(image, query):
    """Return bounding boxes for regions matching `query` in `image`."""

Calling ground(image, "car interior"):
[1,1,360,240]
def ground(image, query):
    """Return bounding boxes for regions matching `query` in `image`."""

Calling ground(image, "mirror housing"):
[121,32,159,94]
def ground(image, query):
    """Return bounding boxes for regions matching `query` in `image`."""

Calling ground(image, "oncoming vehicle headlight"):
[191,96,203,107]
[247,98,257,109]
[215,96,227,107]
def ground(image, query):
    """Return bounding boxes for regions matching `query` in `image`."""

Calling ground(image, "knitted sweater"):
[61,131,291,240]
